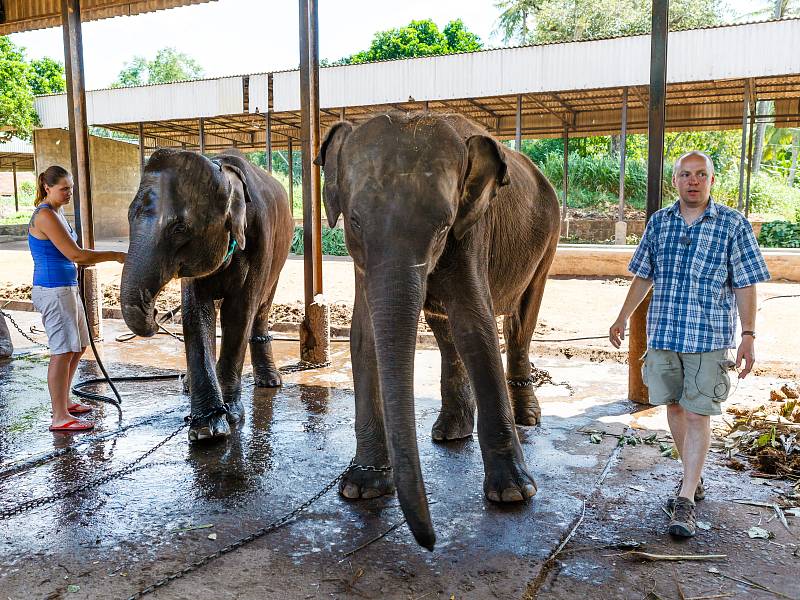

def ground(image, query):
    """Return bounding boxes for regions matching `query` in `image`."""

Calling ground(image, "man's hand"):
[609,318,627,349]
[735,336,755,379]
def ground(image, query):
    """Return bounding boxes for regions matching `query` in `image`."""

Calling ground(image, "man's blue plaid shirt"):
[628,199,770,353]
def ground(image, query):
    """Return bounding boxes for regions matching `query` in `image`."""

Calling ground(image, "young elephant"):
[316,112,561,549]
[120,149,293,442]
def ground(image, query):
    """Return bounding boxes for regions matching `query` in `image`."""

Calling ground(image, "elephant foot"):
[483,457,537,503]
[188,410,231,442]
[509,383,541,426]
[225,398,245,424]
[431,408,475,441]
[339,460,395,500]
[254,366,282,388]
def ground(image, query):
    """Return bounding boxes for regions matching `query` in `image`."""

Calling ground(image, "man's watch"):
[741,330,756,338]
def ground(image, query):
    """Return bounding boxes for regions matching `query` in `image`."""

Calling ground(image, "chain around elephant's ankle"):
[250,334,274,343]
[348,459,393,473]
[185,403,230,426]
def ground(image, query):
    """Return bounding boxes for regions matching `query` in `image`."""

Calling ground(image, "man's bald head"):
[674,151,714,176]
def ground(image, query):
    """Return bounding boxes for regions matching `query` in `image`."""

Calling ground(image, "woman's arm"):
[35,210,126,265]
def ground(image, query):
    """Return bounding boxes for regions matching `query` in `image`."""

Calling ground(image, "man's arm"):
[733,285,757,378]
[609,276,653,348]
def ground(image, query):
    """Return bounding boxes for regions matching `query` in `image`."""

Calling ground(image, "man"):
[609,151,770,537]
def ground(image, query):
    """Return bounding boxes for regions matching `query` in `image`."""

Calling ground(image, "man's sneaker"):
[667,477,705,510]
[668,496,697,537]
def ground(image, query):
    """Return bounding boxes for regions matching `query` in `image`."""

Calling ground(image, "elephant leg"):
[425,311,475,441]
[504,263,551,426]
[444,269,536,504]
[340,282,394,500]
[182,280,229,442]
[216,296,256,426]
[250,282,282,388]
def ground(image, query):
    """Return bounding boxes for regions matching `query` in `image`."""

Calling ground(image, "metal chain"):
[0,422,186,520]
[507,364,575,396]
[0,309,48,349]
[127,460,392,600]
[278,360,331,374]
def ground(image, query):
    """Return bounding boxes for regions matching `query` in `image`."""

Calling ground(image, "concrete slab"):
[0,315,797,599]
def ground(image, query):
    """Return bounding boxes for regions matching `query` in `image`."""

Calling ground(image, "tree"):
[0,37,37,141]
[112,47,204,87]
[28,57,66,96]
[495,0,729,44]
[334,19,482,65]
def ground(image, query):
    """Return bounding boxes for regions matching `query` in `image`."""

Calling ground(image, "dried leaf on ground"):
[746,526,774,539]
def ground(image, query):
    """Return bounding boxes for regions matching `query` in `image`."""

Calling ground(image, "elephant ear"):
[220,161,250,251]
[453,135,510,240]
[314,121,353,228]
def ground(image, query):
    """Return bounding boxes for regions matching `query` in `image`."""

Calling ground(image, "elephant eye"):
[170,221,188,235]
[350,215,361,230]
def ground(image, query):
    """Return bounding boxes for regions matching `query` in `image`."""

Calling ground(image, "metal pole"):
[737,80,750,212]
[562,124,569,215]
[61,0,102,338]
[199,117,205,155]
[61,0,94,249]
[515,94,522,151]
[288,137,294,213]
[298,0,329,363]
[266,113,272,173]
[138,122,145,175]
[12,162,18,213]
[745,111,755,218]
[630,0,669,405]
[617,87,628,223]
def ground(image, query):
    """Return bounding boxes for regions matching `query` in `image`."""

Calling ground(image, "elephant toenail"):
[502,488,524,502]
[487,490,501,502]
[342,483,359,499]
[523,484,536,498]
[361,488,381,499]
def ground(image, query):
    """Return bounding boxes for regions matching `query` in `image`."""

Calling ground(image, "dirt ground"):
[1,241,799,600]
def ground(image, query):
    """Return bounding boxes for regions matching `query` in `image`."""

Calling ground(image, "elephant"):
[120,149,294,442]
[0,313,12,359]
[315,112,561,549]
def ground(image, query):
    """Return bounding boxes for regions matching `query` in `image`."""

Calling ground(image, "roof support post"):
[61,0,102,338]
[745,109,755,218]
[298,0,329,364]
[266,73,273,172]
[12,162,18,213]
[199,117,205,155]
[616,87,629,244]
[138,122,145,175]
[562,124,569,216]
[340,107,346,121]
[515,94,522,151]
[630,0,669,405]
[737,80,750,212]
[288,136,294,213]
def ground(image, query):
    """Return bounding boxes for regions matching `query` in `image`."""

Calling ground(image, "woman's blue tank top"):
[28,203,78,287]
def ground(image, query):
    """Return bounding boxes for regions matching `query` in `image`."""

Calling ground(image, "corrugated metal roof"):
[0,138,34,154]
[0,0,216,35]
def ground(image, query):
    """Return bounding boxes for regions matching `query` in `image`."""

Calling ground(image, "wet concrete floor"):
[0,311,797,599]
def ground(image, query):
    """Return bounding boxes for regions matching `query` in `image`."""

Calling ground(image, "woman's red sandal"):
[49,419,94,432]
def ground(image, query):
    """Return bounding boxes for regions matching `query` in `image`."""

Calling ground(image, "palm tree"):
[494,0,542,44]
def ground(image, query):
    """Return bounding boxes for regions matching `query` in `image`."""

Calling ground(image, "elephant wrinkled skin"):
[120,149,293,442]
[316,112,561,549]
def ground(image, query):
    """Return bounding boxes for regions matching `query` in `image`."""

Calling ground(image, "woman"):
[28,165,126,432]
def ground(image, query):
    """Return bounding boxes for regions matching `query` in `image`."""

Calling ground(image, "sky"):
[8,0,767,90]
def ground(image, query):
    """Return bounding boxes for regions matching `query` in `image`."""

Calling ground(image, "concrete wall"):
[33,129,139,239]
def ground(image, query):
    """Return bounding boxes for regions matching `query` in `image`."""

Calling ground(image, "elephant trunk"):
[120,238,169,338]
[367,268,435,550]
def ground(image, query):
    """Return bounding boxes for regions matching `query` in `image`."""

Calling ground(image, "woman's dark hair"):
[35,165,71,206]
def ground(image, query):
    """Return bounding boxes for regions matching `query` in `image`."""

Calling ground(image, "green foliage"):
[758,221,800,248]
[495,0,728,44]
[336,19,481,65]
[112,47,204,87]
[19,181,35,198]
[714,171,800,221]
[0,37,37,140]
[290,226,349,256]
[28,57,66,96]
